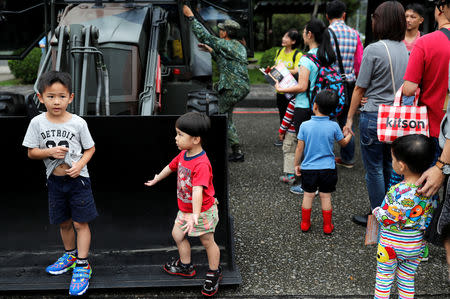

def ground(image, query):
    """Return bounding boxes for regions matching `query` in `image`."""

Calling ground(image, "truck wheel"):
[0,92,26,116]
[186,89,219,116]
[25,93,41,118]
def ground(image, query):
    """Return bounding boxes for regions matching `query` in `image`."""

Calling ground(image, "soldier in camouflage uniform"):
[183,5,250,162]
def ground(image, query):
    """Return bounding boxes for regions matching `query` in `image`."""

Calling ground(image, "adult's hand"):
[343,119,354,137]
[416,166,445,197]
[198,43,212,53]
[360,97,368,107]
[183,5,194,17]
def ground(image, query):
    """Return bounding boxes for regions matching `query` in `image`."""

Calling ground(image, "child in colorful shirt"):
[279,98,297,184]
[373,134,437,299]
[144,112,221,296]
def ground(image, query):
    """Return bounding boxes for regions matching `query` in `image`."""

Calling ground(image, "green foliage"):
[8,48,41,84]
[0,78,22,86]
[259,47,280,69]
[253,51,264,64]
[253,0,365,50]
[341,0,362,18]
[248,68,268,84]
[272,14,309,49]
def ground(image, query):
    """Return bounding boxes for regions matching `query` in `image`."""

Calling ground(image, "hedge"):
[8,48,42,84]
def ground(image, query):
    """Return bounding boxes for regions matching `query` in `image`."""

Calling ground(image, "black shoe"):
[201,267,223,296]
[228,152,244,162]
[163,257,196,278]
[352,214,369,227]
[274,139,283,147]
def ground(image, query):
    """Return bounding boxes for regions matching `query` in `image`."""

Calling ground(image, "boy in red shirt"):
[145,112,221,296]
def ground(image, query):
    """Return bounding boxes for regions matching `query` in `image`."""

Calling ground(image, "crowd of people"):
[271,0,450,298]
[20,0,450,297]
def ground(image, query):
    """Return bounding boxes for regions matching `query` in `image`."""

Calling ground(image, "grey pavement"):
[237,84,277,108]
[226,112,450,298]
[0,65,15,82]
[4,108,450,298]
[0,84,34,94]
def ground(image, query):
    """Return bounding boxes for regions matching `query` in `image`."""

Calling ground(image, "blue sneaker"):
[45,252,77,275]
[290,184,304,195]
[69,264,92,296]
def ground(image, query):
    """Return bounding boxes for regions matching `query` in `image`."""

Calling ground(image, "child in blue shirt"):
[294,89,351,234]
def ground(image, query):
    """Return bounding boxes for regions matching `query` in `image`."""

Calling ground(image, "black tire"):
[0,92,26,116]
[186,89,219,116]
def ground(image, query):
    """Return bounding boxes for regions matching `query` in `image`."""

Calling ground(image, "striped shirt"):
[279,98,296,134]
[329,20,363,82]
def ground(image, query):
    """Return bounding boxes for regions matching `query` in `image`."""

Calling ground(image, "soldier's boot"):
[229,145,244,162]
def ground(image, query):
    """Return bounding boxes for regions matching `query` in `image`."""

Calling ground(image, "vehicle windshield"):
[193,0,253,55]
[158,4,184,66]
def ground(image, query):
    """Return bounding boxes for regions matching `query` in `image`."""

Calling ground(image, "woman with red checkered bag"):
[343,1,409,226]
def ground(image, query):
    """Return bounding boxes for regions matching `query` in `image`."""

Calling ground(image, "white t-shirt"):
[22,113,95,178]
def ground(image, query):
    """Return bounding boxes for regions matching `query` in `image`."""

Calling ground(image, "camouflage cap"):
[217,19,241,32]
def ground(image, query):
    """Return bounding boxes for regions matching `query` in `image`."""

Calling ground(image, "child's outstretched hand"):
[144,174,159,186]
[181,214,199,235]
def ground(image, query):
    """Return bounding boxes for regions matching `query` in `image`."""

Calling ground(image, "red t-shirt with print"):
[169,150,215,213]
[404,30,450,138]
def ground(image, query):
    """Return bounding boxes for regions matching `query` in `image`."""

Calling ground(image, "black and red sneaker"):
[201,267,222,296]
[163,257,196,278]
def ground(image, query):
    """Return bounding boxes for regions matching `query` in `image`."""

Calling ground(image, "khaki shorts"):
[175,201,219,237]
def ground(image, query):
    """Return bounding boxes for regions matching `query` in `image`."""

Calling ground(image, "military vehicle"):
[0,0,253,291]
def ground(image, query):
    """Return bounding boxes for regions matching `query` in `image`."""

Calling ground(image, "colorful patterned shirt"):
[329,20,363,82]
[373,182,437,232]
[190,19,249,92]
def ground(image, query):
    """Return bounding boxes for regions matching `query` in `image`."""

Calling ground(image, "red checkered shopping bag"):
[377,85,429,143]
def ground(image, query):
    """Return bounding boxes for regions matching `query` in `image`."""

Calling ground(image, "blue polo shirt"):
[298,116,344,170]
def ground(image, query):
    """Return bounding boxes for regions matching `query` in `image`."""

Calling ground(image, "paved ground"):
[1,74,449,297]
[3,106,450,298]
[0,65,14,82]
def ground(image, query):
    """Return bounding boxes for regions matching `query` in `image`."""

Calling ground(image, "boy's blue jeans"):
[359,112,393,210]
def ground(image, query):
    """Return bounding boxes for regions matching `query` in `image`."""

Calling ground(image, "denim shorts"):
[301,169,338,193]
[47,174,98,225]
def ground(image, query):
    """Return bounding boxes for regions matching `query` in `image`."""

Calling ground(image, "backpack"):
[306,53,345,118]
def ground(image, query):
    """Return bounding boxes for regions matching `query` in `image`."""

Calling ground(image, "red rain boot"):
[301,208,311,232]
[322,209,334,234]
